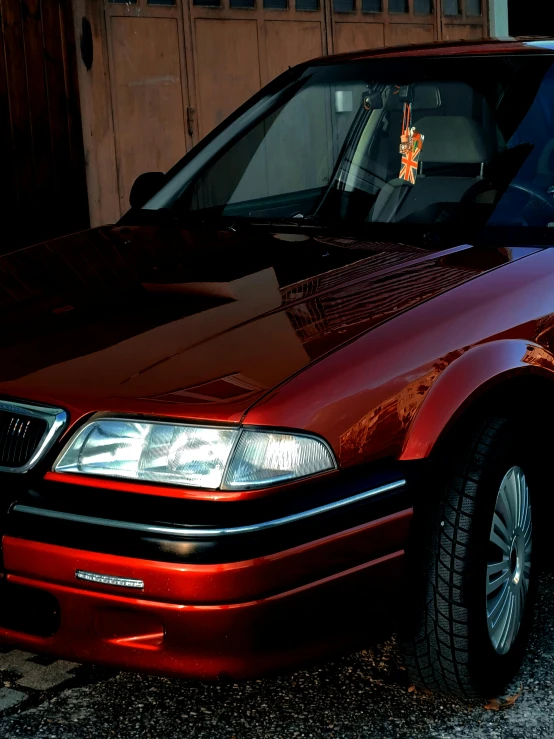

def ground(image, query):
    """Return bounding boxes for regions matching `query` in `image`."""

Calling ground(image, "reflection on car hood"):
[0,225,533,423]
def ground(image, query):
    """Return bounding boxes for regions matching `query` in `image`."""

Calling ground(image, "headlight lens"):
[222,431,335,489]
[55,420,239,489]
[54,419,336,490]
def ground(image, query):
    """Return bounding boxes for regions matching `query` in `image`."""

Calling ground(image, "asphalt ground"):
[1,573,554,739]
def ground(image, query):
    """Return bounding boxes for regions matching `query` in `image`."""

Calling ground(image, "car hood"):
[0,225,533,424]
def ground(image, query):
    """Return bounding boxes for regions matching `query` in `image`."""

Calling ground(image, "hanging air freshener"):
[398,102,424,185]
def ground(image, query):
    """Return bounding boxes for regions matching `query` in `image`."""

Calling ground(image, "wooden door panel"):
[334,22,385,54]
[442,23,486,40]
[264,21,323,82]
[195,19,261,138]
[385,22,435,45]
[110,16,187,211]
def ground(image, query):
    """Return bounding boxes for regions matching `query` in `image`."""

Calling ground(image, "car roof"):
[307,36,554,66]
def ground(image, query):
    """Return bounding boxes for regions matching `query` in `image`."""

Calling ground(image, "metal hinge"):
[187,106,196,137]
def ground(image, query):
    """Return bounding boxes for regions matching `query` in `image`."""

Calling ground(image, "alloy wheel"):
[486,465,532,656]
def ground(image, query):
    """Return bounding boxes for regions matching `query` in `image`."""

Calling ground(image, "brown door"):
[330,0,438,54]
[440,0,488,40]
[189,0,329,139]
[105,1,193,214]
[73,0,194,223]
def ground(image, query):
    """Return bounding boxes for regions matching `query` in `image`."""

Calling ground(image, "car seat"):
[368,116,492,223]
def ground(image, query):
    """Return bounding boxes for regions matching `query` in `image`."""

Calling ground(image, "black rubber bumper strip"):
[12,479,406,538]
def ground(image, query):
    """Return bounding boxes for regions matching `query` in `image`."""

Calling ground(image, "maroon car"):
[1,37,554,699]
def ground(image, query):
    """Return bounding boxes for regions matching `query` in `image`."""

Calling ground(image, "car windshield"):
[142,54,554,244]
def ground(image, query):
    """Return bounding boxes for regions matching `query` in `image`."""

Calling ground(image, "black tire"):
[400,415,538,699]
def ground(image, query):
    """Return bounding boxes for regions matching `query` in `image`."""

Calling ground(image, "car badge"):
[75,570,144,589]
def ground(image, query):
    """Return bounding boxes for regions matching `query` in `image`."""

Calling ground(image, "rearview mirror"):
[390,83,442,110]
[413,84,442,110]
[129,172,165,209]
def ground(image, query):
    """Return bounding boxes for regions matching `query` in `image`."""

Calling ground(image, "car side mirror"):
[129,172,165,209]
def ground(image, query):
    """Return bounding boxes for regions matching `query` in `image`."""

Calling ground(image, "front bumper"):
[0,525,406,679]
[0,467,414,679]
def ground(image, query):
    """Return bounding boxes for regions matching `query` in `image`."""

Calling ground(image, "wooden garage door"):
[189,0,488,138]
[190,0,328,138]
[74,0,488,227]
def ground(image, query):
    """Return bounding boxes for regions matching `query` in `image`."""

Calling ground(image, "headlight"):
[223,431,335,488]
[54,419,336,490]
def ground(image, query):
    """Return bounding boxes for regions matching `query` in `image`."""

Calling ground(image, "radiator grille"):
[0,410,47,468]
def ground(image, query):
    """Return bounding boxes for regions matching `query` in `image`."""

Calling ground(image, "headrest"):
[416,116,490,164]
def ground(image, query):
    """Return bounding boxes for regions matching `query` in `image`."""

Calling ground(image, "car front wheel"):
[400,416,537,699]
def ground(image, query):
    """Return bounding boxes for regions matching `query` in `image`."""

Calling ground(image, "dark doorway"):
[509,1,554,36]
[0,0,89,254]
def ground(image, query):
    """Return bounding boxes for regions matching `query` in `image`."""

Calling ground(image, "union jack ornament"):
[399,103,424,184]
[400,134,423,185]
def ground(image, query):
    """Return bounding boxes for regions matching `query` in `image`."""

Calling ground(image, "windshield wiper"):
[242,214,329,230]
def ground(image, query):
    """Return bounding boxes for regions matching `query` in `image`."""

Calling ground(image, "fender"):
[400,339,554,460]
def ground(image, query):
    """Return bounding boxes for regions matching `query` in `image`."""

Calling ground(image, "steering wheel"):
[462,177,554,227]
[507,179,554,210]
[502,179,554,226]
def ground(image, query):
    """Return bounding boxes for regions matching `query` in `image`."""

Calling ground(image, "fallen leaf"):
[504,684,523,707]
[408,685,416,693]
[484,686,524,711]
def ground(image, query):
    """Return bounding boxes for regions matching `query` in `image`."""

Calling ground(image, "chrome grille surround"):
[0,399,67,473]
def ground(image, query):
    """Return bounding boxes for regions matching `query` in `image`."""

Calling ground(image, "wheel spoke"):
[487,568,510,594]
[499,470,516,531]
[524,523,533,547]
[488,581,510,624]
[490,514,512,556]
[487,558,510,576]
[520,474,530,530]
[497,480,515,534]
[523,558,532,589]
[504,596,518,652]
[487,558,511,595]
[493,595,510,650]
[506,469,519,532]
[497,592,515,653]
[514,471,525,528]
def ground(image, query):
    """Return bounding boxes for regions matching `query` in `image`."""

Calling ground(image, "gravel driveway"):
[1,574,553,739]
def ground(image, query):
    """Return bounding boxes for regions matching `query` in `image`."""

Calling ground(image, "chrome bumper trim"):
[12,479,406,537]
